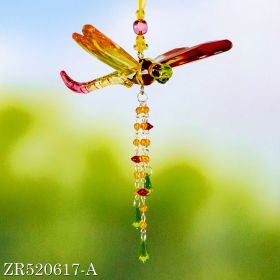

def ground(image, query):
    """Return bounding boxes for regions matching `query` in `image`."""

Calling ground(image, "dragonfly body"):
[131,58,173,86]
[60,24,232,94]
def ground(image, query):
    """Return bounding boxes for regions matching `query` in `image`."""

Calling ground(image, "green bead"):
[132,206,142,228]
[156,63,173,84]
[144,174,152,189]
[139,240,149,263]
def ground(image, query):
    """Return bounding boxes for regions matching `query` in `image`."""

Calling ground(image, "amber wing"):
[73,24,139,72]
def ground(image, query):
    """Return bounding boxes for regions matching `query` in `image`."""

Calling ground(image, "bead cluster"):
[133,0,148,55]
[131,92,153,263]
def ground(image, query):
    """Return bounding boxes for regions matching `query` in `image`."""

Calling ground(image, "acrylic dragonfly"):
[60,24,232,94]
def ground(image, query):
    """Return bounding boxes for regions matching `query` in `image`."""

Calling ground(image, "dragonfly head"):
[149,63,173,84]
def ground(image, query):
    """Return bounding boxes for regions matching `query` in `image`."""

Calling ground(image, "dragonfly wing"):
[73,24,139,72]
[155,40,232,67]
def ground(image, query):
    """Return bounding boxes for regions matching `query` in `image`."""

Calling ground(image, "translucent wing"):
[73,24,139,72]
[155,40,232,67]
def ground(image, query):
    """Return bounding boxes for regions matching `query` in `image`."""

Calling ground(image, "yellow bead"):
[133,139,140,146]
[139,221,147,229]
[140,204,148,213]
[134,123,141,130]
[134,171,146,179]
[140,155,150,163]
[143,106,150,114]
[140,139,151,147]
[136,106,149,115]
[134,35,148,53]
[141,123,148,130]
[136,107,142,114]
[136,9,145,19]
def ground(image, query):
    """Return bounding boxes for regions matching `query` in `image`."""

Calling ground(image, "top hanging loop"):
[137,0,147,19]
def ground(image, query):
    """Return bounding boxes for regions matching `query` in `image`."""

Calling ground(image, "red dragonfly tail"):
[60,71,90,94]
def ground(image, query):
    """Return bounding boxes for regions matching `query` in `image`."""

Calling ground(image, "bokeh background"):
[1,0,280,279]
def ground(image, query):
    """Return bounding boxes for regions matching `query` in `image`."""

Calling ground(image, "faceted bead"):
[140,139,150,147]
[141,123,147,130]
[140,155,150,163]
[134,171,146,179]
[132,206,142,228]
[133,139,140,146]
[144,174,152,189]
[137,188,150,196]
[136,106,149,115]
[139,221,147,229]
[133,20,148,35]
[146,122,153,130]
[136,107,142,114]
[134,35,148,53]
[134,123,141,130]
[143,106,150,114]
[136,9,145,19]
[131,156,141,163]
[139,240,149,263]
[140,204,148,213]
[141,122,153,130]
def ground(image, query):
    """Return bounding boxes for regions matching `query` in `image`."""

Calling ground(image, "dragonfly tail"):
[60,71,90,94]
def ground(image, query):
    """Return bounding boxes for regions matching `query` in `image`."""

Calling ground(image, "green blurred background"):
[1,0,280,279]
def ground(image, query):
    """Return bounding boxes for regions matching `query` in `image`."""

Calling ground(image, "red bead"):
[133,20,148,35]
[146,122,153,130]
[137,188,150,196]
[131,156,141,163]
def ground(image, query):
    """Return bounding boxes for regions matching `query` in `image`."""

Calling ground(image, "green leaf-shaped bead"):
[132,206,142,228]
[144,174,152,190]
[139,240,149,263]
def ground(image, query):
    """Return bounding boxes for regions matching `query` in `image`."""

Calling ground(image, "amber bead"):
[134,171,146,179]
[134,123,141,130]
[131,156,141,163]
[139,221,147,229]
[133,139,140,146]
[136,107,142,114]
[137,188,150,196]
[140,155,150,163]
[140,139,151,147]
[136,106,149,115]
[143,106,150,114]
[140,204,148,213]
[141,122,153,130]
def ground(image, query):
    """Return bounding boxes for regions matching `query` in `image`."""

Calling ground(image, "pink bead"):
[60,71,89,94]
[133,20,148,35]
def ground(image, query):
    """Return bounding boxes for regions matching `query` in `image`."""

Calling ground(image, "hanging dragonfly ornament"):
[60,0,232,263]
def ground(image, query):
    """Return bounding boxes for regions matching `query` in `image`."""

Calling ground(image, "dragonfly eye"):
[155,63,173,84]
[152,69,160,78]
[150,63,162,78]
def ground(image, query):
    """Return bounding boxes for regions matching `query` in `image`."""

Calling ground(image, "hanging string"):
[131,0,153,263]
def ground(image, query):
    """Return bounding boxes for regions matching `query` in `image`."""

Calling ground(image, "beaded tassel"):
[132,91,153,263]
